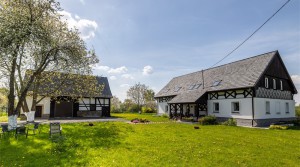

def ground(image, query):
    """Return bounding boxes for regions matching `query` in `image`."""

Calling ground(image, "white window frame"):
[265,77,269,88]
[273,79,276,89]
[213,102,219,113]
[280,80,283,90]
[265,101,270,114]
[231,102,240,113]
[285,102,289,114]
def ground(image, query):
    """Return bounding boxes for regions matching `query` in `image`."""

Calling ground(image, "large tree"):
[126,83,155,111]
[0,0,98,127]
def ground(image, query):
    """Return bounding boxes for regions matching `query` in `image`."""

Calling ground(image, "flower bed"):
[131,118,150,123]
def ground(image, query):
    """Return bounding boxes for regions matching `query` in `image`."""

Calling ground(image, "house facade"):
[155,51,297,126]
[22,72,112,119]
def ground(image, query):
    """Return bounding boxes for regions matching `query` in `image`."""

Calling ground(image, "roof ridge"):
[173,50,277,79]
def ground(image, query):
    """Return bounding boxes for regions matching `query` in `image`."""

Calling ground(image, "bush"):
[269,125,289,130]
[296,106,300,117]
[222,118,237,126]
[161,114,169,118]
[198,116,218,125]
[141,106,156,113]
[130,118,149,123]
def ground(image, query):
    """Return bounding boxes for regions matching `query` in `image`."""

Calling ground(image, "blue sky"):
[59,0,300,103]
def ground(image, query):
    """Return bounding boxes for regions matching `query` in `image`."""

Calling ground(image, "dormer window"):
[265,77,269,88]
[174,86,182,92]
[273,79,276,89]
[194,84,202,89]
[212,80,221,87]
[280,80,283,90]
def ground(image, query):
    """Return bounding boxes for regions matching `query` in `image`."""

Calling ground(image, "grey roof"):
[155,51,278,103]
[27,71,112,98]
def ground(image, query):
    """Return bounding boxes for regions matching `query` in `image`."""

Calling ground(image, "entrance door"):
[54,101,73,117]
[35,106,42,118]
[102,106,110,117]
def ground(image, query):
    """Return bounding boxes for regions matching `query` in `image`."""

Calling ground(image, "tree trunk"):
[7,51,18,129]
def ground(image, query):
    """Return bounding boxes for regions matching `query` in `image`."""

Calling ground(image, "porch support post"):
[180,104,183,119]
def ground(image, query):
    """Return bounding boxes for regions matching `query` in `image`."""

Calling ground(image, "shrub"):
[222,118,237,126]
[296,106,300,117]
[141,106,156,113]
[269,125,289,130]
[161,114,169,118]
[198,116,218,125]
[131,118,149,123]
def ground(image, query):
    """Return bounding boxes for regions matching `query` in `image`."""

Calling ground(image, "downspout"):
[251,88,255,127]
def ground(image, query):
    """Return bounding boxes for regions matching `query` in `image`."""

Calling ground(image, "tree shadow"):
[0,122,126,166]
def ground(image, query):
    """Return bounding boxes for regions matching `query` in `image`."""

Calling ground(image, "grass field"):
[0,119,299,167]
[111,113,170,122]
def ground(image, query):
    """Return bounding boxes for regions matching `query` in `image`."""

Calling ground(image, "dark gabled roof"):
[155,51,288,103]
[27,71,112,98]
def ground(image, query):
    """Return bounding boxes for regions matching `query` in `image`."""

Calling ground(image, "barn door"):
[35,106,42,118]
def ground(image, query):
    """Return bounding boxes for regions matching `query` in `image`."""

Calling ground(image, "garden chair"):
[27,122,41,135]
[15,126,28,139]
[49,122,62,137]
[1,124,12,138]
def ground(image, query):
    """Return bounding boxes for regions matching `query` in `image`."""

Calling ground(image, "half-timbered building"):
[22,72,112,119]
[155,51,297,126]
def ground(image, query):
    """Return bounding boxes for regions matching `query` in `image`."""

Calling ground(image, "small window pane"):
[285,103,289,113]
[280,80,283,90]
[212,80,221,87]
[90,104,96,111]
[194,84,202,89]
[188,84,195,90]
[232,102,239,113]
[174,87,182,92]
[265,77,269,88]
[213,103,219,113]
[273,79,276,89]
[266,101,270,114]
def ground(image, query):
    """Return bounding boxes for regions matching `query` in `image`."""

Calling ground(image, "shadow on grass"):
[0,122,125,166]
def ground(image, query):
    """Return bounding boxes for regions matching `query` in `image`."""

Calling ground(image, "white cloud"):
[122,74,134,80]
[291,75,300,84]
[109,76,117,80]
[93,65,110,71]
[120,84,130,88]
[59,11,98,40]
[143,65,153,75]
[79,0,85,5]
[108,66,128,74]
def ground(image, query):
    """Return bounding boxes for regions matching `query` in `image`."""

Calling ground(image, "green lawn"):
[0,121,299,167]
[111,113,170,122]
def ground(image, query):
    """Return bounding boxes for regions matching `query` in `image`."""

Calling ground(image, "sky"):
[58,0,300,104]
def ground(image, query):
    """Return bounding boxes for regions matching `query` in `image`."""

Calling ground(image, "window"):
[174,86,182,92]
[273,79,276,89]
[188,84,195,90]
[212,80,222,87]
[280,80,283,90]
[165,105,169,113]
[163,89,170,93]
[285,102,289,113]
[90,104,96,111]
[265,77,269,88]
[266,101,270,114]
[213,103,219,113]
[231,102,240,113]
[194,84,202,89]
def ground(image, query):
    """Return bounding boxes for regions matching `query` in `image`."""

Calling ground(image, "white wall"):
[254,98,295,119]
[157,102,168,114]
[23,96,51,114]
[207,98,253,119]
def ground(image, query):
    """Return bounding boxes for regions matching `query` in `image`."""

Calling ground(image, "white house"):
[155,51,297,127]
[21,71,112,119]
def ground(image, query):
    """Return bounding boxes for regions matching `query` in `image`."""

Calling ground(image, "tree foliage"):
[0,0,98,119]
